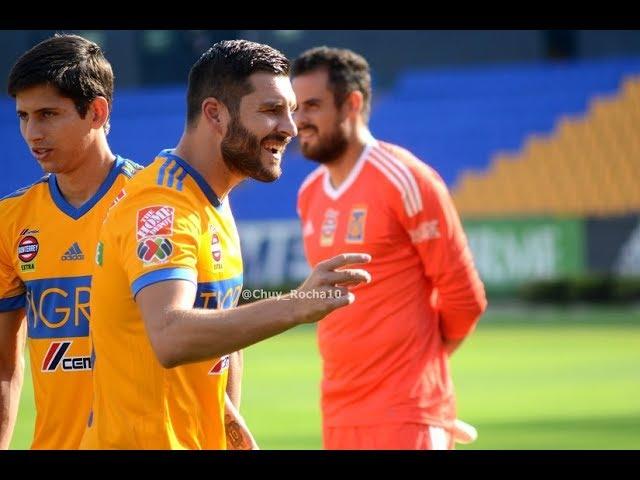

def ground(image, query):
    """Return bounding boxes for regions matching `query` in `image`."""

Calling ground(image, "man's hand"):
[292,253,371,325]
[443,338,464,356]
[452,418,478,444]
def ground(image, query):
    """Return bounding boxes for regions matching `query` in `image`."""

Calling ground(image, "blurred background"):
[2,30,639,449]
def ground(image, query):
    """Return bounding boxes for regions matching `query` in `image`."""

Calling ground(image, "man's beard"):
[299,122,349,165]
[221,114,286,183]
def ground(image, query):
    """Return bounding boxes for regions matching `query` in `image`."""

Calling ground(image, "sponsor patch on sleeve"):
[136,237,174,265]
[408,219,440,244]
[136,206,175,240]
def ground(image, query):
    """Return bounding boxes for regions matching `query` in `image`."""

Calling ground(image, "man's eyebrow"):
[260,99,285,107]
[260,99,297,110]
[16,107,60,114]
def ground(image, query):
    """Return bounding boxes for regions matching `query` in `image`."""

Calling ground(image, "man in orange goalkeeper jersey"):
[292,47,487,450]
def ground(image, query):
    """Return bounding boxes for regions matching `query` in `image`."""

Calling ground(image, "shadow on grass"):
[460,414,640,450]
[479,303,640,329]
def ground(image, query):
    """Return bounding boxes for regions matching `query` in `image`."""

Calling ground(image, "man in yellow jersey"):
[81,39,370,450]
[0,34,140,449]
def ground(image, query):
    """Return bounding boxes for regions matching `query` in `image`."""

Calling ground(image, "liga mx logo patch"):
[346,206,367,244]
[137,237,173,265]
[136,205,175,265]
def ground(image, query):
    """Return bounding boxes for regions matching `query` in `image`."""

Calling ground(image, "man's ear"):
[89,96,109,129]
[345,90,364,118]
[202,97,230,134]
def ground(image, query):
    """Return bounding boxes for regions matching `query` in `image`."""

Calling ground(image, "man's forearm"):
[0,359,24,449]
[0,311,25,449]
[226,350,243,408]
[156,295,299,368]
[139,252,372,369]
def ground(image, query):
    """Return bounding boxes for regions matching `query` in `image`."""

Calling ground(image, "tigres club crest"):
[346,206,368,244]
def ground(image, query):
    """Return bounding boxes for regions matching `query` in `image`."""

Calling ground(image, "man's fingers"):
[318,253,371,271]
[325,268,371,286]
[328,289,355,308]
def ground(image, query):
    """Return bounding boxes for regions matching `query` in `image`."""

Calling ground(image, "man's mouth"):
[31,147,53,161]
[262,140,287,158]
[298,127,317,139]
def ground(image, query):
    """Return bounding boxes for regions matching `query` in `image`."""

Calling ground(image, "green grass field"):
[10,305,640,449]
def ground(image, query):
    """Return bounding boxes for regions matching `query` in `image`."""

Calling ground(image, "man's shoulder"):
[0,175,50,218]
[119,155,192,198]
[0,175,49,203]
[375,141,432,174]
[367,141,449,217]
[113,180,195,214]
[107,167,200,230]
[298,166,325,199]
[373,141,445,189]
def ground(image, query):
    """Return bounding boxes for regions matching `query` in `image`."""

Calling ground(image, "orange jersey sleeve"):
[382,143,487,340]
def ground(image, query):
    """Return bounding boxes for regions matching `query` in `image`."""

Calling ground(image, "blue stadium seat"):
[3,56,640,219]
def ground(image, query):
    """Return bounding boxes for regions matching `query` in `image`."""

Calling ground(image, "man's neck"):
[55,142,115,209]
[174,133,243,203]
[325,127,374,190]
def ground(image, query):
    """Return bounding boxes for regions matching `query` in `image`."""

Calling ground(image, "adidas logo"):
[303,219,314,237]
[61,242,84,261]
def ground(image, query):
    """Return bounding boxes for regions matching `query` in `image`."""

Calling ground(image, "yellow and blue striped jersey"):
[0,156,141,449]
[81,150,243,449]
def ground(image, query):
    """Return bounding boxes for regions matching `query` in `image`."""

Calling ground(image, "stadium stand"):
[2,56,640,220]
[452,75,640,217]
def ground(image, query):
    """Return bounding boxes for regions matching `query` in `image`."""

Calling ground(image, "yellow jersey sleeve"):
[108,186,202,298]
[0,201,26,310]
[0,239,26,312]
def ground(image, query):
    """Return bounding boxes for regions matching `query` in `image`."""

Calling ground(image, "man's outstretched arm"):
[136,253,372,369]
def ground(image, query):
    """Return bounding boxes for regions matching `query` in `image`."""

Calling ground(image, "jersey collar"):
[49,155,125,220]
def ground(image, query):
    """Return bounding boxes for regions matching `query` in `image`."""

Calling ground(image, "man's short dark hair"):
[292,46,372,122]
[8,33,114,134]
[186,39,290,127]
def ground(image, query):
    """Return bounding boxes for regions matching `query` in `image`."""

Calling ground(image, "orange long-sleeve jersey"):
[297,140,487,429]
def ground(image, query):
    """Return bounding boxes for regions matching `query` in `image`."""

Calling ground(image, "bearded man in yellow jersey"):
[81,40,371,450]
